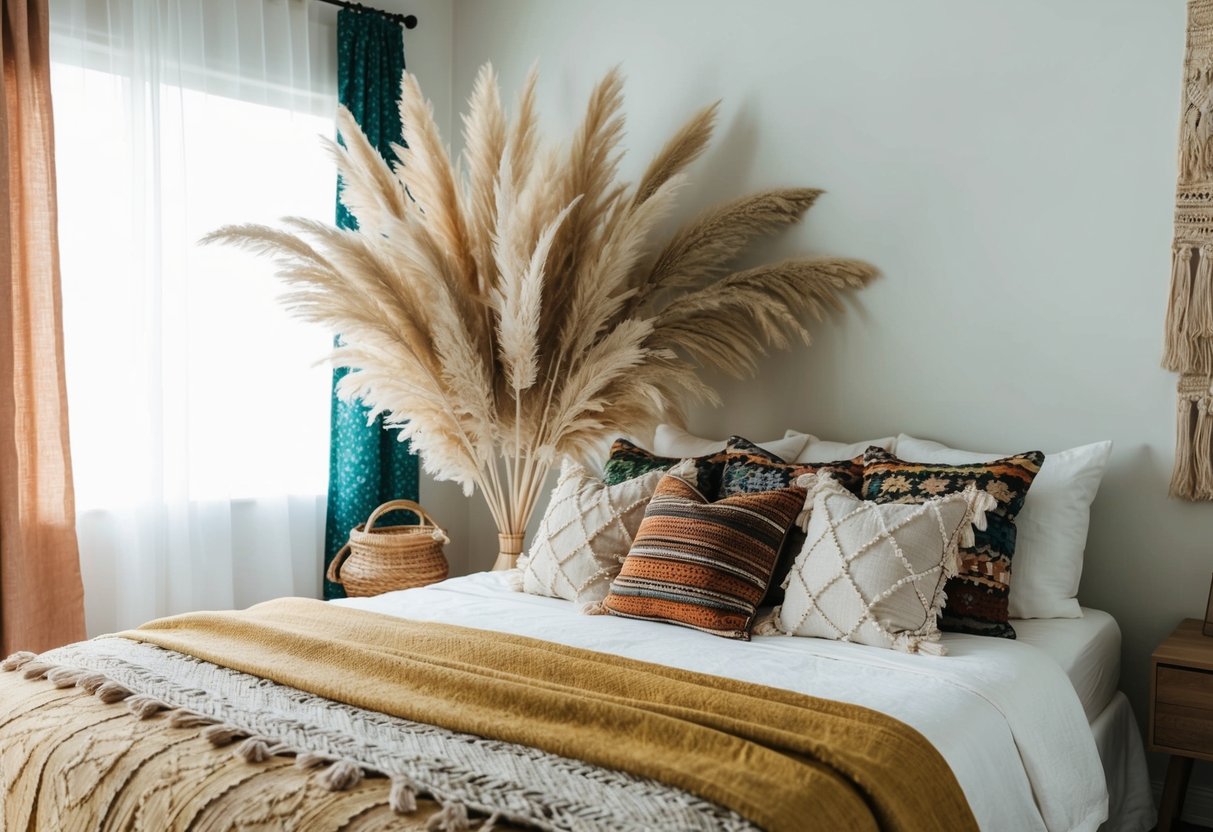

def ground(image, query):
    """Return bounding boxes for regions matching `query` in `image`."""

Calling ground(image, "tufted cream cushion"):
[518,462,666,607]
[770,473,994,655]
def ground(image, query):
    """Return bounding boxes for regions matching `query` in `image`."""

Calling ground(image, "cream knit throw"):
[27,638,754,832]
[1167,0,1213,499]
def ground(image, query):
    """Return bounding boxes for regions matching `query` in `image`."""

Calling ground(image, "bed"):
[0,569,1154,832]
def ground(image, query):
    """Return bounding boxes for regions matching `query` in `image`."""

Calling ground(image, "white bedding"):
[1014,608,1121,721]
[336,571,1108,832]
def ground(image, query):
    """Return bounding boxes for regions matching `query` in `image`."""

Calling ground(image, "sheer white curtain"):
[49,0,338,634]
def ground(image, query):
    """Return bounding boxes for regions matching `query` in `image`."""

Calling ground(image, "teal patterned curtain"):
[325,9,418,599]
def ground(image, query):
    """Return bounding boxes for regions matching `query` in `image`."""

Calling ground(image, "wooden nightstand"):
[1150,618,1213,831]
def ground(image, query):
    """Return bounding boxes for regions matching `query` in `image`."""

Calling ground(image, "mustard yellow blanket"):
[2,598,977,830]
[107,598,976,832]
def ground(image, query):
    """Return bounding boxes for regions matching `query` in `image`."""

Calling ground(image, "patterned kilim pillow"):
[770,473,996,655]
[519,462,667,607]
[862,447,1044,639]
[600,438,726,498]
[602,464,806,640]
[721,436,863,497]
[721,436,864,607]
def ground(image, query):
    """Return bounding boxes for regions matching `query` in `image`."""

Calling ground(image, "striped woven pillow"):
[603,466,806,640]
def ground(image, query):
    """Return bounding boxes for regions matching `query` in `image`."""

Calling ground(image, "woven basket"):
[326,500,449,597]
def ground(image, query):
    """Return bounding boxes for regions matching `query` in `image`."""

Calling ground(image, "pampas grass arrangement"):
[206,65,877,569]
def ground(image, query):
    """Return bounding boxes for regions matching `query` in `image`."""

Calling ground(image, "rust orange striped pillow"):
[603,468,806,640]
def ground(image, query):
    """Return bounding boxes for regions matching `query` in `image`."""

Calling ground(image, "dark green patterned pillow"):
[721,436,863,606]
[862,446,1044,639]
[601,439,725,498]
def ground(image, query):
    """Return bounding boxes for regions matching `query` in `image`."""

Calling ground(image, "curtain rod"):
[316,0,418,29]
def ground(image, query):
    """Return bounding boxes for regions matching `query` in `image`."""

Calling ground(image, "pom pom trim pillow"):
[518,462,666,607]
[863,447,1043,639]
[895,434,1112,620]
[764,473,996,655]
[602,461,805,640]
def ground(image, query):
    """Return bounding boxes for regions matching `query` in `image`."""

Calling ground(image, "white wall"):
[442,0,1207,797]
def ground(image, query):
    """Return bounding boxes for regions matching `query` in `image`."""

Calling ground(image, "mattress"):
[338,571,1109,832]
[1009,608,1121,721]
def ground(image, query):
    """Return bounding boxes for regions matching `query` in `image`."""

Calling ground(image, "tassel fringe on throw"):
[2,644,758,832]
[2,652,493,831]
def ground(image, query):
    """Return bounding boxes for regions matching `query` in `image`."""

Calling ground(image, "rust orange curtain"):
[0,0,85,654]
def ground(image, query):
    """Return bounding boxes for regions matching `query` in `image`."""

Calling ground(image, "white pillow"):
[782,429,896,463]
[895,434,1112,620]
[652,424,808,462]
[518,462,665,607]
[767,473,994,655]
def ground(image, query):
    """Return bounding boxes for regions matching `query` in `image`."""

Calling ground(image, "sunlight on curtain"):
[49,0,338,634]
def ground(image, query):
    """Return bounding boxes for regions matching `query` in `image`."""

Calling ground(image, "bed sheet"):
[1089,692,1155,832]
[1010,608,1121,721]
[336,572,1108,832]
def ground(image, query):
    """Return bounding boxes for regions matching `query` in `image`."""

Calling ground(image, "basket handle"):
[326,544,352,584]
[364,499,441,533]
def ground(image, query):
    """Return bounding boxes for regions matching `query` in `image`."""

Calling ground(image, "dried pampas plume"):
[205,64,878,569]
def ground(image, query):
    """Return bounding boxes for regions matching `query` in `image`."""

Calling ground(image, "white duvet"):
[336,571,1108,832]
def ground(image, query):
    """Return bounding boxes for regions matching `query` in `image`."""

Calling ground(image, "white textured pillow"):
[781,429,896,463]
[652,424,808,461]
[518,462,665,607]
[895,434,1112,620]
[769,474,993,655]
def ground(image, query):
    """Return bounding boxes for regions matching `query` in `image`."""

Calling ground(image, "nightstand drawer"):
[1155,701,1213,753]
[1157,665,1213,708]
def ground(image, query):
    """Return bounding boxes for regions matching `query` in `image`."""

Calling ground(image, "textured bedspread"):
[1,597,976,832]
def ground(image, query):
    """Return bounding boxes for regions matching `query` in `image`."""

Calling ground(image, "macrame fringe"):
[1,652,533,829]
[1167,242,1213,377]
[579,600,608,615]
[1196,246,1213,337]
[1166,1,1213,497]
[1165,244,1195,371]
[1171,375,1213,500]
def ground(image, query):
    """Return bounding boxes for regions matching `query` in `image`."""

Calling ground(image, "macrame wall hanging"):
[1166,0,1213,500]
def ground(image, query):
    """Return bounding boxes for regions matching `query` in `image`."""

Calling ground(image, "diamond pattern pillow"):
[862,447,1043,639]
[770,473,995,655]
[601,438,726,497]
[720,436,864,607]
[603,463,805,640]
[518,461,666,607]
